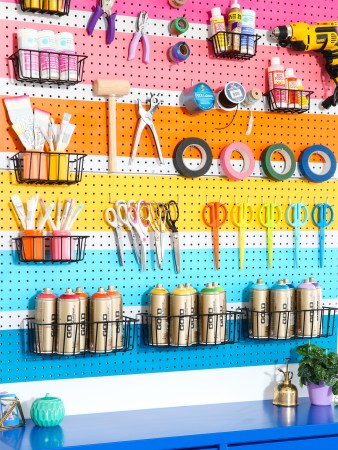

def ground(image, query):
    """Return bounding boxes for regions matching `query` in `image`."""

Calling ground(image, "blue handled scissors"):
[286,203,308,268]
[312,203,334,268]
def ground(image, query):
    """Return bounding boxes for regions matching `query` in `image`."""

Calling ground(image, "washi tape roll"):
[168,41,190,63]
[170,17,189,35]
[261,143,296,181]
[173,138,213,178]
[220,142,255,180]
[299,144,336,182]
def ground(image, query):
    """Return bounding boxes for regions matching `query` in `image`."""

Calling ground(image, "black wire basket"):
[242,307,338,340]
[10,152,86,185]
[9,50,87,86]
[265,88,313,113]
[208,31,261,60]
[25,317,137,355]
[139,310,243,347]
[20,0,71,15]
[13,235,88,263]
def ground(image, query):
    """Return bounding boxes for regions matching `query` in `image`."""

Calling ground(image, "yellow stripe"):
[2,171,337,232]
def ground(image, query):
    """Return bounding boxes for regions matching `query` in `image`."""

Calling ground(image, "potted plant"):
[296,343,338,406]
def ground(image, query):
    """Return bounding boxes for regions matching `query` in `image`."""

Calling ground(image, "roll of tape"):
[299,144,336,182]
[173,138,213,178]
[168,41,190,63]
[261,143,296,181]
[170,17,189,35]
[220,142,255,180]
[182,83,215,114]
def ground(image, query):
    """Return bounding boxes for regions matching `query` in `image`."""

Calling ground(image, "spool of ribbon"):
[216,81,246,111]
[173,137,213,178]
[242,88,262,136]
[220,142,255,180]
[261,143,296,181]
[168,41,190,63]
[299,144,336,182]
[170,17,189,35]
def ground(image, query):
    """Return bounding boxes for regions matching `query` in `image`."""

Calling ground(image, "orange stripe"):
[1,97,337,160]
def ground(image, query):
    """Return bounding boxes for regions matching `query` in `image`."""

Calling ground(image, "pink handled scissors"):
[127,200,149,271]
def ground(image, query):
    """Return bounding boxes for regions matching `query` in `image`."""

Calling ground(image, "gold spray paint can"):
[309,277,323,334]
[107,285,123,350]
[170,284,192,346]
[249,278,270,339]
[212,282,227,342]
[199,283,221,344]
[185,283,198,344]
[75,287,89,352]
[35,287,57,354]
[57,288,80,355]
[296,279,319,337]
[149,284,169,346]
[89,288,112,353]
[270,280,293,339]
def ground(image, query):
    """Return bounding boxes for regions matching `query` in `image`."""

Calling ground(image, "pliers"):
[87,0,117,45]
[130,95,164,165]
[128,11,150,64]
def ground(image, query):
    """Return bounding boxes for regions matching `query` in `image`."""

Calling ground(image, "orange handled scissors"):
[202,201,228,270]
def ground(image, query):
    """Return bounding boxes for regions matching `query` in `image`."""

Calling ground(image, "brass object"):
[0,397,26,431]
[273,358,298,407]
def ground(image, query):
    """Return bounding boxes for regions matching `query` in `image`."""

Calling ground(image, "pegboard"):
[0,0,337,392]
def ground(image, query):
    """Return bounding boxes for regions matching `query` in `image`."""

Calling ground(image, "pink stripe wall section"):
[4,0,337,29]
[3,22,333,99]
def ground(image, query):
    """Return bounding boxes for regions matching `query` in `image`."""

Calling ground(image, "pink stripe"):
[4,0,337,31]
[3,22,333,99]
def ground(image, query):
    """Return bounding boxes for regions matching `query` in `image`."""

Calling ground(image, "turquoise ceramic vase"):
[30,393,65,427]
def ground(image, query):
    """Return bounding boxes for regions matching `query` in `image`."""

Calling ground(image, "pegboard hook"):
[206,195,208,205]
[109,194,115,204]
[234,195,238,205]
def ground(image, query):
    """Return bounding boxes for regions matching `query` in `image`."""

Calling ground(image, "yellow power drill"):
[271,22,338,109]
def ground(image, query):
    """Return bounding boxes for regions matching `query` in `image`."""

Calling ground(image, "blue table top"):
[1,398,338,450]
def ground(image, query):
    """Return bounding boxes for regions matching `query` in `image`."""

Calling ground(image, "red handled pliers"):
[128,11,150,64]
[87,0,117,45]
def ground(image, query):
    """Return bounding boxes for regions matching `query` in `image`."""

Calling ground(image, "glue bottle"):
[227,0,242,52]
[296,78,309,109]
[210,7,226,53]
[285,68,299,108]
[268,57,287,108]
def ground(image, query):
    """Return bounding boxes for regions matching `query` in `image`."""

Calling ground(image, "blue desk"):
[1,398,338,450]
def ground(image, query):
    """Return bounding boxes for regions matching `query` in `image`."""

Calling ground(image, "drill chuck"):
[271,26,292,42]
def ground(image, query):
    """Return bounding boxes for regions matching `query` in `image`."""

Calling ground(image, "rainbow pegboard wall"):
[0,0,337,390]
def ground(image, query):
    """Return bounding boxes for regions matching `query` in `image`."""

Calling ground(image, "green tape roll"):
[261,143,296,181]
[170,17,189,35]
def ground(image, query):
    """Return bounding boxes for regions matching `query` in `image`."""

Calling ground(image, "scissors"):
[105,207,124,265]
[202,201,228,270]
[87,0,117,45]
[258,202,282,269]
[312,203,334,268]
[166,200,180,274]
[115,200,141,265]
[286,203,308,268]
[231,201,254,270]
[148,201,164,269]
[127,200,149,271]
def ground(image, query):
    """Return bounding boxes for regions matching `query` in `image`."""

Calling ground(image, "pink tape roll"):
[220,142,255,180]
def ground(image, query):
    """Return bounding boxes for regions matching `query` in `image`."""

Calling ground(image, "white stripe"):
[2,230,338,252]
[0,364,311,417]
[2,153,338,179]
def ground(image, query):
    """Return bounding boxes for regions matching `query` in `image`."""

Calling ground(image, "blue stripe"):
[1,328,336,384]
[0,248,336,311]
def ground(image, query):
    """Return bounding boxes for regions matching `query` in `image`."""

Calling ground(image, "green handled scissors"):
[258,202,282,269]
[231,201,254,269]
[286,203,308,268]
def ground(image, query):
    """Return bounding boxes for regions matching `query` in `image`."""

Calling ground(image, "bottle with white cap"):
[210,7,226,53]
[268,57,287,108]
[241,9,255,55]
[227,0,242,52]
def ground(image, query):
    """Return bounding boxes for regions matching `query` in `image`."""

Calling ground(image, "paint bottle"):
[268,57,287,108]
[89,287,112,353]
[210,7,227,53]
[285,68,299,108]
[249,278,269,339]
[56,32,77,82]
[199,283,221,344]
[57,288,80,355]
[296,79,309,109]
[227,0,242,52]
[107,285,123,350]
[17,29,39,79]
[185,283,198,344]
[241,9,255,55]
[35,287,57,354]
[296,279,318,338]
[37,30,59,80]
[170,284,192,346]
[75,287,89,352]
[212,282,227,342]
[309,277,323,335]
[149,284,169,346]
[270,280,293,339]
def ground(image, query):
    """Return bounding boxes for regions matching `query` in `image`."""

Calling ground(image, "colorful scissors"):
[127,200,149,271]
[148,201,164,269]
[258,202,282,269]
[202,201,228,270]
[115,200,141,265]
[231,201,254,269]
[105,207,124,265]
[166,200,180,274]
[312,203,334,268]
[286,202,308,268]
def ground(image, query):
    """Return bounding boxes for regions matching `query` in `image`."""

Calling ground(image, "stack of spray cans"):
[34,285,123,355]
[249,277,322,339]
[148,282,227,346]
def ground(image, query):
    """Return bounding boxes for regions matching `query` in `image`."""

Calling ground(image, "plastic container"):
[210,7,226,53]
[51,230,73,260]
[22,229,44,260]
[227,0,242,52]
[285,67,299,108]
[37,30,59,80]
[17,29,39,78]
[241,9,255,55]
[43,0,63,12]
[56,32,77,81]
[49,152,69,181]
[22,150,48,180]
[297,78,309,109]
[268,57,287,108]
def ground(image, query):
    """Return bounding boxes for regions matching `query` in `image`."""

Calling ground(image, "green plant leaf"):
[332,381,338,395]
